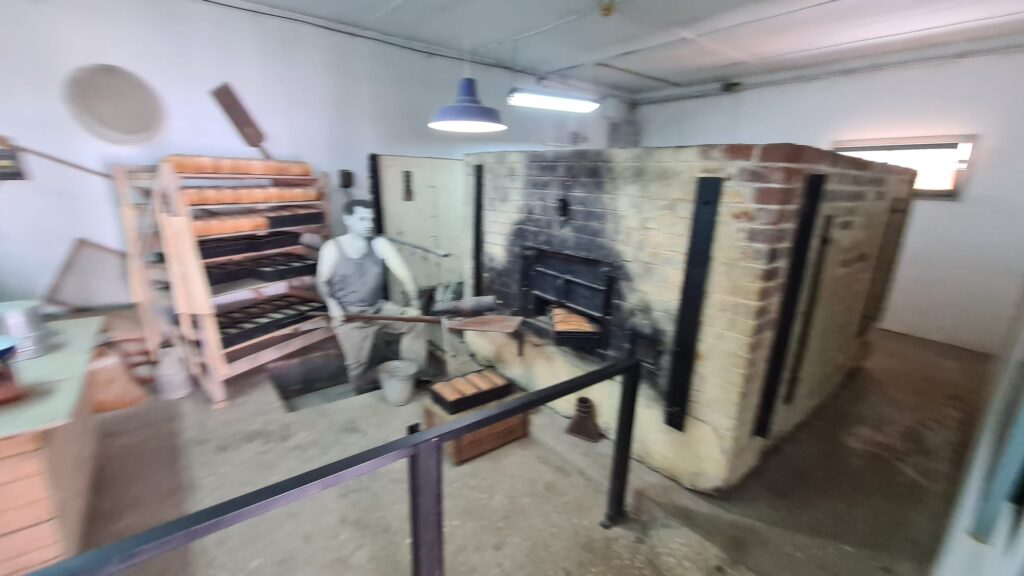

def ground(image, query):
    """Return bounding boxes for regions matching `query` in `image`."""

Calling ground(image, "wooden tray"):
[429,369,512,414]
[423,392,528,465]
[549,307,602,348]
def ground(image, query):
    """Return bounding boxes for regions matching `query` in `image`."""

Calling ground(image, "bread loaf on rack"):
[192,214,270,237]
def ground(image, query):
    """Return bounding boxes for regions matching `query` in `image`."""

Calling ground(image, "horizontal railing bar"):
[35,446,415,576]
[428,358,633,444]
[532,267,606,292]
[34,358,637,576]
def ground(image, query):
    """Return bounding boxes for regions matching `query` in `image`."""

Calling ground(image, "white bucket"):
[155,347,192,400]
[376,360,418,406]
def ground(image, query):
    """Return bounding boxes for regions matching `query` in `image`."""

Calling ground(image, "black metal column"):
[665,177,722,430]
[753,174,826,438]
[783,215,834,404]
[602,359,641,528]
[368,153,389,296]
[473,164,484,296]
[407,425,444,576]
[368,153,384,234]
[33,360,641,576]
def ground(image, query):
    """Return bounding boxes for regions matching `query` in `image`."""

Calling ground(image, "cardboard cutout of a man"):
[316,199,426,392]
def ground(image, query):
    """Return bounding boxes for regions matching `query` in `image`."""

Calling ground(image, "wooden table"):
[0,317,102,574]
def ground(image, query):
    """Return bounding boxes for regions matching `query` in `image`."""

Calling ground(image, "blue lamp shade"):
[428,78,507,133]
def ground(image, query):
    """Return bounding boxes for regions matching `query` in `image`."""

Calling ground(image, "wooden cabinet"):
[0,318,100,574]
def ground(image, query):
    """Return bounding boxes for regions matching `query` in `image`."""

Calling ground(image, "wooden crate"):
[423,394,529,466]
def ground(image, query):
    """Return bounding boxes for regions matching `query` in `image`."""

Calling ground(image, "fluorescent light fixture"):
[507,89,600,113]
[426,120,508,133]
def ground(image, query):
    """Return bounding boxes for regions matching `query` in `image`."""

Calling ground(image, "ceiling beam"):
[197,0,633,98]
[633,35,1024,105]
[370,0,410,23]
[634,7,1024,96]
[595,63,686,87]
[477,13,588,54]
[757,7,1024,63]
[540,0,839,75]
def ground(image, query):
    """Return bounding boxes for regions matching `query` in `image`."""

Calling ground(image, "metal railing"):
[34,358,641,576]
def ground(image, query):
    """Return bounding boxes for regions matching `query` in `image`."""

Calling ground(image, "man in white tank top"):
[316,200,426,393]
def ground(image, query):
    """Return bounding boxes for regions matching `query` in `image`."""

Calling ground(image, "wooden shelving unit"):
[143,159,333,406]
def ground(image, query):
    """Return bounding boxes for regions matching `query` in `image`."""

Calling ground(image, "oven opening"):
[518,246,615,351]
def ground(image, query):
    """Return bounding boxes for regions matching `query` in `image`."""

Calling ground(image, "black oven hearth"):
[518,246,614,350]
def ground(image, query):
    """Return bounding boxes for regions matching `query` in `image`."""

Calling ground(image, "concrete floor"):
[85,330,989,575]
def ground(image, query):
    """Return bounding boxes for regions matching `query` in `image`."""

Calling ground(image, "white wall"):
[0,0,613,301]
[638,52,1024,353]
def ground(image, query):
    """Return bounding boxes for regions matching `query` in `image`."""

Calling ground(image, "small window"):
[834,136,975,199]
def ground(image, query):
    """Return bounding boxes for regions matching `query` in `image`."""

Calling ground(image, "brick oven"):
[463,144,915,492]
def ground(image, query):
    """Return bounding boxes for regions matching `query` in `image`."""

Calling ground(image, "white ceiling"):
[241,0,1024,98]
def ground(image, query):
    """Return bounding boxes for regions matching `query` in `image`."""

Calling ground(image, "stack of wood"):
[0,415,94,574]
[424,370,527,465]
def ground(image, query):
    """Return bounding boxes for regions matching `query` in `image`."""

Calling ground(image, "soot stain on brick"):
[483,150,669,395]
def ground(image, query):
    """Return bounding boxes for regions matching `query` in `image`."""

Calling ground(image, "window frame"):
[833,135,976,200]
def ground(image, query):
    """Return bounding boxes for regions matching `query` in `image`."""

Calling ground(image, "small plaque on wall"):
[0,147,24,180]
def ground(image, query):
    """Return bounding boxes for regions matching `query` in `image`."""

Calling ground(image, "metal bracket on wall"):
[753,173,827,438]
[665,177,723,431]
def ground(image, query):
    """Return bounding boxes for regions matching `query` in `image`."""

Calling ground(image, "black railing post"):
[601,360,640,528]
[407,424,444,576]
[33,360,637,576]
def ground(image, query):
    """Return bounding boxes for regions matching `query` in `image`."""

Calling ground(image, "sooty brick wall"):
[465,144,915,491]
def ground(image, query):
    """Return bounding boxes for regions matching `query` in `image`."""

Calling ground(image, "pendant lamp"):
[428,77,507,133]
